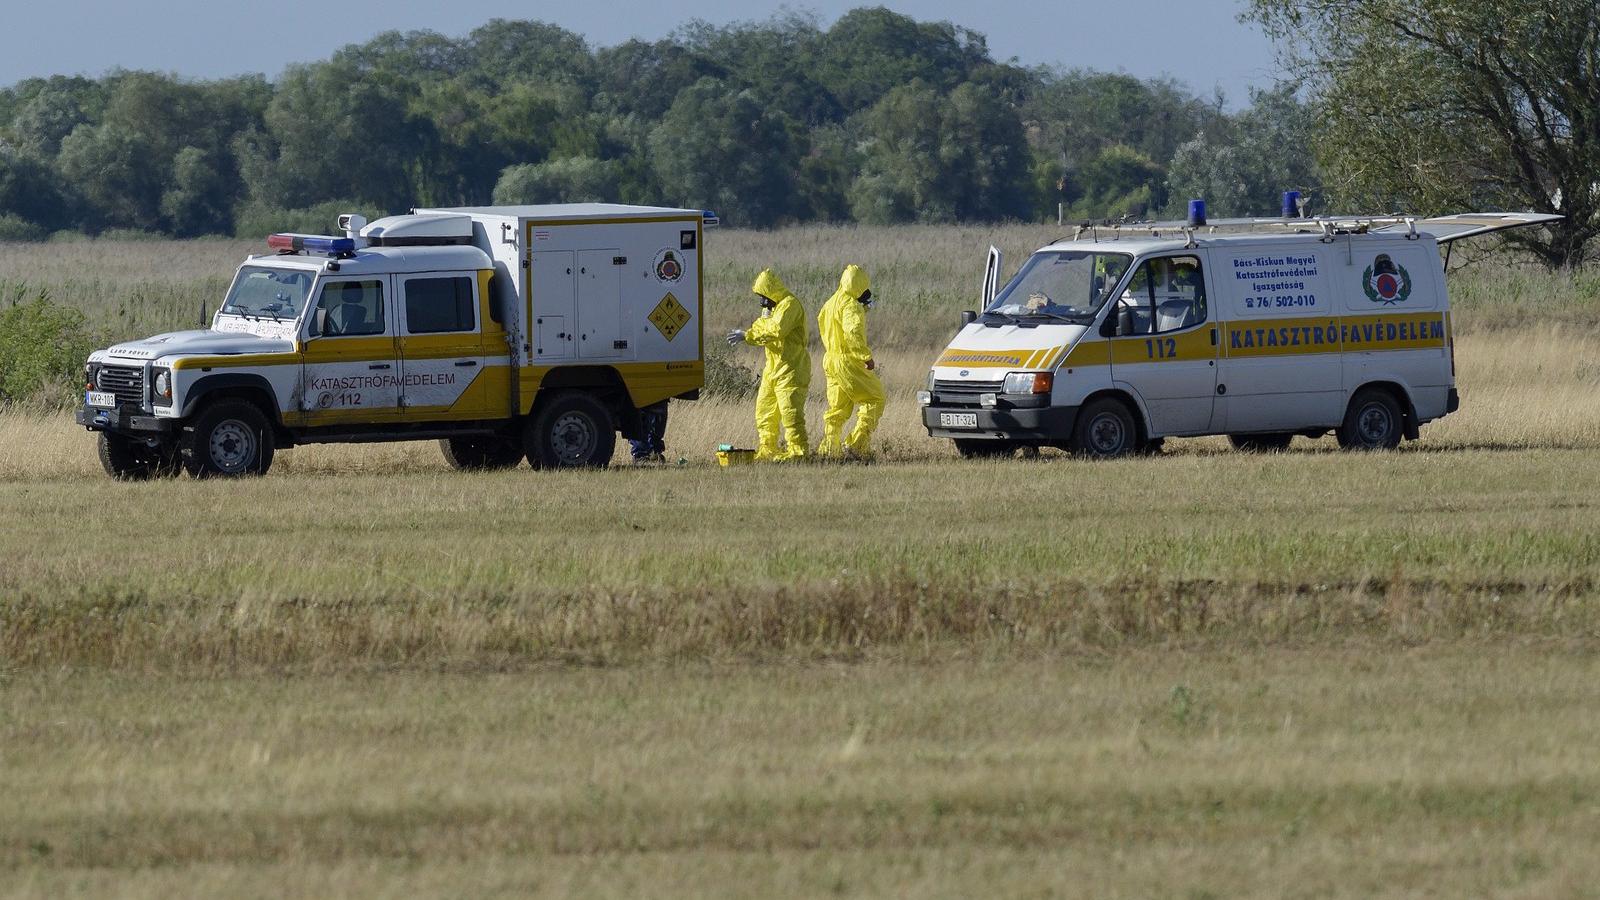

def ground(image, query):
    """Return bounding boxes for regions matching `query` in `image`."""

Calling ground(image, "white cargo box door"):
[577,249,630,359]
[531,251,577,360]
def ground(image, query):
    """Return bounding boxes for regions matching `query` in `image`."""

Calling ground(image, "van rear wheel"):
[524,391,616,468]
[1337,389,1403,451]
[1228,433,1293,453]
[439,436,524,471]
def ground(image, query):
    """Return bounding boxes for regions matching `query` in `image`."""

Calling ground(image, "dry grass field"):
[3,228,1600,897]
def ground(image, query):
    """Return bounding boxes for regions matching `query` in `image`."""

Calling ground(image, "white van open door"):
[981,246,1002,308]
[1374,212,1563,243]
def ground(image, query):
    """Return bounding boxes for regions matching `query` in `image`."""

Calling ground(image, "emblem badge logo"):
[653,249,684,283]
[1362,259,1412,305]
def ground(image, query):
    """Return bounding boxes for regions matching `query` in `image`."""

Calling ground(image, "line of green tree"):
[0,9,1322,241]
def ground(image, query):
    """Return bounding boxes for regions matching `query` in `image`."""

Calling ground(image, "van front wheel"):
[1071,399,1138,459]
[1337,389,1403,451]
[954,439,1016,459]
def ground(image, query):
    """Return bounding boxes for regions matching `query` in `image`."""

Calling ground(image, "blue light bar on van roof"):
[266,233,356,255]
[701,210,720,226]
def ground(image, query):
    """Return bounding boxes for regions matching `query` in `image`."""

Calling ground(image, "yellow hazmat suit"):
[816,264,886,458]
[745,270,811,461]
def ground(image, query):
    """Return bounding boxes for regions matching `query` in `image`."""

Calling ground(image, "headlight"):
[152,368,172,404]
[1003,371,1054,395]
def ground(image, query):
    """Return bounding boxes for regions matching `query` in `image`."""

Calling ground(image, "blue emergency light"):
[1187,199,1207,227]
[267,233,356,255]
[1282,190,1302,218]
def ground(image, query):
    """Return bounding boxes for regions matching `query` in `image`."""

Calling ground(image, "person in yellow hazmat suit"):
[816,264,886,459]
[726,270,810,461]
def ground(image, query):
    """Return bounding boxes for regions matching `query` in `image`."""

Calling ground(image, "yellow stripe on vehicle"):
[1224,312,1446,358]
[935,348,1037,368]
[1109,325,1217,364]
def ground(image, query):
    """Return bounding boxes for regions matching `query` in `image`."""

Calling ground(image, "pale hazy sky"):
[3,0,1283,105]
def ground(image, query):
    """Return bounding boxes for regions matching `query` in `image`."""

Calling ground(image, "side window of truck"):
[311,280,385,337]
[404,276,477,334]
[1115,256,1206,336]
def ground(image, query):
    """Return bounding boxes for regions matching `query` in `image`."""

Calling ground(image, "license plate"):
[86,391,117,408]
[939,412,978,429]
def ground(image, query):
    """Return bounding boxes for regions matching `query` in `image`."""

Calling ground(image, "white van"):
[920,213,1558,457]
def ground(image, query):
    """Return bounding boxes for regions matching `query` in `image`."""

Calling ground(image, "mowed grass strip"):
[4,650,1599,897]
[3,448,1597,668]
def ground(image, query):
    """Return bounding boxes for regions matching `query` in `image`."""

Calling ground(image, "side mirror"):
[960,310,977,327]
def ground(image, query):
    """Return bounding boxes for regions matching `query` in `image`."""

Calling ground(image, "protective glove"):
[726,329,745,346]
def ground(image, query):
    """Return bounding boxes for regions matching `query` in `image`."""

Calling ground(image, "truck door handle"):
[369,363,391,370]
[454,360,477,367]
[1211,327,1218,346]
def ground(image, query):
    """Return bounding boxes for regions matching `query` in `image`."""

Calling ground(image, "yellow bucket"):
[716,444,757,467]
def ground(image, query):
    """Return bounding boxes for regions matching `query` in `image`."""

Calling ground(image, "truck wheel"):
[954,439,1016,460]
[1337,389,1403,451]
[524,391,616,469]
[181,400,275,477]
[439,437,524,471]
[1070,398,1138,459]
[97,433,180,480]
[1228,433,1293,453]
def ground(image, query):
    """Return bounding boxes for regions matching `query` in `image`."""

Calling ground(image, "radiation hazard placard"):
[648,292,692,341]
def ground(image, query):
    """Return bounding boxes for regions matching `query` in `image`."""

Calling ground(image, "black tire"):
[954,439,1016,460]
[97,433,180,480]
[439,436,525,471]
[1070,398,1138,459]
[181,400,275,477]
[1228,433,1294,453]
[524,391,616,468]
[1337,388,1403,451]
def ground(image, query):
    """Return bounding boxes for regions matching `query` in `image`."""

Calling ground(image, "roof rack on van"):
[1069,211,1561,246]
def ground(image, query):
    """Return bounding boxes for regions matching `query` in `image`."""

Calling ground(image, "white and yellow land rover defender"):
[920,211,1559,458]
[78,204,710,478]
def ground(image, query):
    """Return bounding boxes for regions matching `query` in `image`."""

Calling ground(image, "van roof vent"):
[361,213,474,247]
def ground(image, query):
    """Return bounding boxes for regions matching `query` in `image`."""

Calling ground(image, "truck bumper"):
[1446,388,1460,415]
[76,405,175,435]
[922,404,1078,441]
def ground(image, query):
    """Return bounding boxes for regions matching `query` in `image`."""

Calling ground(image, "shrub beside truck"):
[78,204,710,478]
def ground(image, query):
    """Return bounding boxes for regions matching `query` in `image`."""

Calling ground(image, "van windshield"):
[984,251,1132,323]
[220,266,315,321]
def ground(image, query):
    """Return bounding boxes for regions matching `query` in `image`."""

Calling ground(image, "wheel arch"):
[532,367,639,439]
[182,373,286,439]
[1083,387,1151,444]
[1350,379,1420,440]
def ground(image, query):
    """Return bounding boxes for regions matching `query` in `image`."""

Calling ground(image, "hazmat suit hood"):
[752,269,796,305]
[838,264,871,302]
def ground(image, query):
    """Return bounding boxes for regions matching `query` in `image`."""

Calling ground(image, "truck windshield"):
[983,251,1132,323]
[220,266,315,321]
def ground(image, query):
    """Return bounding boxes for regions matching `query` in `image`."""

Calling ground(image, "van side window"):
[313,280,385,337]
[1115,256,1206,336]
[405,276,476,334]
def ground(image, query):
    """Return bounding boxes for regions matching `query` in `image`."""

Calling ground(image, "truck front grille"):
[932,378,1004,407]
[97,365,144,405]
